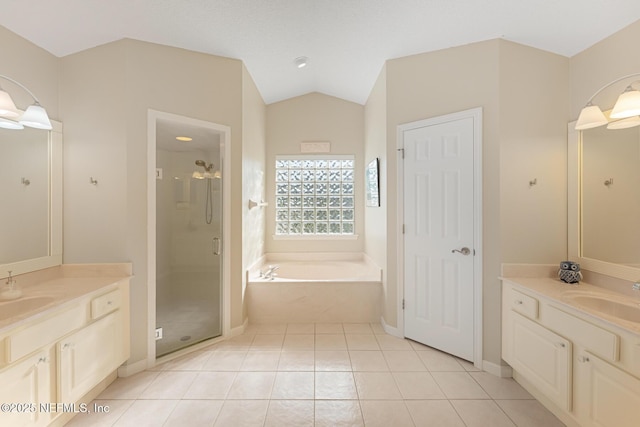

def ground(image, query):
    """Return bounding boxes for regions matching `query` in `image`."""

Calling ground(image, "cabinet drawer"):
[91,288,121,320]
[509,289,539,319]
[6,304,85,363]
[547,305,619,362]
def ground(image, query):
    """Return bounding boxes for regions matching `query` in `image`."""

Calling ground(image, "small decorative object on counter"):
[558,261,582,284]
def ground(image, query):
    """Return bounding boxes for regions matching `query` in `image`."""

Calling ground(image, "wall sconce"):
[0,74,52,130]
[575,73,640,130]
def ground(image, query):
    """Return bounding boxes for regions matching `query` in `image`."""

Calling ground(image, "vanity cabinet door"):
[58,310,124,403]
[509,311,572,411]
[575,351,640,427]
[0,349,53,427]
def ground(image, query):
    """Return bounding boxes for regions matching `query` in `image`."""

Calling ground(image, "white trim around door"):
[396,107,483,369]
[147,110,232,368]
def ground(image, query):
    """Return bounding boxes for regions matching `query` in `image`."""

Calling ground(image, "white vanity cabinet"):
[0,279,130,427]
[502,279,640,427]
[573,349,640,427]
[0,349,54,427]
[58,289,126,403]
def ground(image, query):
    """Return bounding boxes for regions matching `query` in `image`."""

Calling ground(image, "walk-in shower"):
[155,119,223,357]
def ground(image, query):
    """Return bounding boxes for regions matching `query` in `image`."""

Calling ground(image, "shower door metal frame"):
[146,109,231,367]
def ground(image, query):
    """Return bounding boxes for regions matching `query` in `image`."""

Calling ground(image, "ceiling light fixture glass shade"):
[0,75,52,131]
[0,117,24,130]
[606,116,640,130]
[575,104,608,130]
[575,73,640,130]
[0,89,20,117]
[610,87,640,119]
[19,104,52,130]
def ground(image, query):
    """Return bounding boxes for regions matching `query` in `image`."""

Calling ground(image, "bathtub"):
[246,254,382,323]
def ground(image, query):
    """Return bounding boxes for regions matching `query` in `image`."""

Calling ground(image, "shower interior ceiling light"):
[176,136,192,141]
[0,74,52,130]
[575,73,640,130]
[294,56,308,68]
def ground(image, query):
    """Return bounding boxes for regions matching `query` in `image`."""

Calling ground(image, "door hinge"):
[402,224,405,234]
[397,148,405,159]
[402,299,405,310]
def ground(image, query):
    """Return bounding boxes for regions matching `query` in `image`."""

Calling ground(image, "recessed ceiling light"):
[176,136,192,142]
[294,56,308,69]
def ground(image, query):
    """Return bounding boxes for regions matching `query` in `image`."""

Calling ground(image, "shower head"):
[195,159,213,171]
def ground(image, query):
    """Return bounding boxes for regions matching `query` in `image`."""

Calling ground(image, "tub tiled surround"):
[246,253,383,324]
[67,323,564,427]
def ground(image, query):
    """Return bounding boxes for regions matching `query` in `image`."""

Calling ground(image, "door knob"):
[451,247,471,255]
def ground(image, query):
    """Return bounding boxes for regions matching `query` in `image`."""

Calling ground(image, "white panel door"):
[403,115,475,361]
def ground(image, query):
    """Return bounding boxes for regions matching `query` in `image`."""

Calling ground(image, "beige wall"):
[242,65,267,319]
[364,65,388,319]
[265,92,365,253]
[499,41,569,264]
[369,39,569,366]
[60,39,246,366]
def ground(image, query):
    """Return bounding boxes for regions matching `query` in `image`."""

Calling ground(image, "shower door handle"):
[212,237,221,255]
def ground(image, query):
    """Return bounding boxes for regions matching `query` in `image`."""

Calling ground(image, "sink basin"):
[563,292,640,324]
[0,296,55,321]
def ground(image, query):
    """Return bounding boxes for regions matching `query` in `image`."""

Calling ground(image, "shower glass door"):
[155,119,223,357]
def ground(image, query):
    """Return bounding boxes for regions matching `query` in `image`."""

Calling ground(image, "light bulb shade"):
[0,117,24,130]
[0,90,19,117]
[19,104,52,130]
[606,116,640,130]
[575,105,608,130]
[610,89,640,119]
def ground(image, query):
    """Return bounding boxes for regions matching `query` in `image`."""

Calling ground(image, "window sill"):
[272,234,359,241]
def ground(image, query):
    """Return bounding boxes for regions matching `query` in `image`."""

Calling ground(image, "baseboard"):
[380,316,402,338]
[231,317,249,337]
[117,358,148,377]
[483,359,513,377]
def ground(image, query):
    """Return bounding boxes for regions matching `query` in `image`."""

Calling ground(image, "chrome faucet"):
[632,280,640,291]
[260,265,279,280]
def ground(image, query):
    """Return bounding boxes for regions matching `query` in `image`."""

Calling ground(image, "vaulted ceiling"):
[2,0,640,104]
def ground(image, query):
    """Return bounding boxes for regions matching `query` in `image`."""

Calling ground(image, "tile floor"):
[67,323,565,426]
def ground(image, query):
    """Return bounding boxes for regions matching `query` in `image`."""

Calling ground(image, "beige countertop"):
[501,276,640,335]
[0,263,131,332]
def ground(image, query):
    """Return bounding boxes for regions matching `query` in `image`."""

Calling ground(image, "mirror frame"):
[0,120,62,277]
[568,121,640,281]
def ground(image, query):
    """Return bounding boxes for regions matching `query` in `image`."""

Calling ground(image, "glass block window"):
[275,155,355,235]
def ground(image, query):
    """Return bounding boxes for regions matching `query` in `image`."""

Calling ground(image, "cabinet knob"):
[37,357,49,364]
[557,343,566,348]
[514,300,523,305]
[579,355,590,363]
[62,343,73,350]
[107,300,113,305]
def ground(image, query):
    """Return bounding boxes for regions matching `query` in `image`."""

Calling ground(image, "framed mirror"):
[0,120,62,277]
[568,120,640,281]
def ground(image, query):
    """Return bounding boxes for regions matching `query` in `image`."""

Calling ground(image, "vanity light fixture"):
[176,136,192,142]
[575,72,640,130]
[606,115,640,130]
[0,74,52,130]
